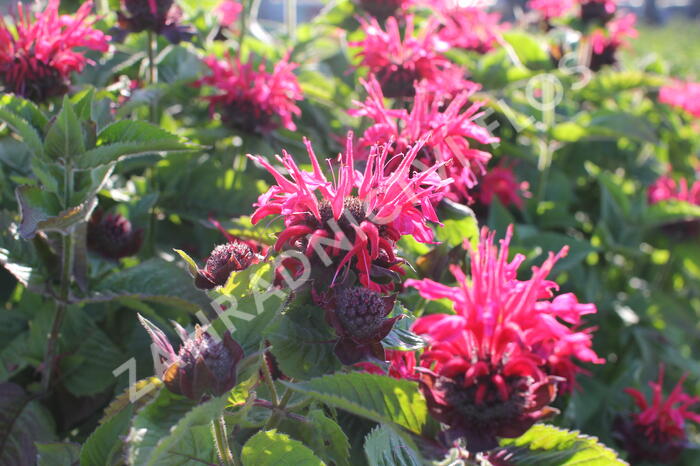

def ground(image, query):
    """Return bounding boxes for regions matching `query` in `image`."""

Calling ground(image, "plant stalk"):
[212,415,239,466]
[147,31,158,123]
[264,384,294,430]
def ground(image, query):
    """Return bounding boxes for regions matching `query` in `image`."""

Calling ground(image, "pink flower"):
[248,132,451,292]
[436,5,508,54]
[660,81,700,118]
[216,0,242,27]
[528,0,576,20]
[648,174,700,206]
[474,161,530,208]
[356,0,414,21]
[350,77,496,203]
[351,15,465,98]
[0,0,109,102]
[356,349,418,379]
[614,366,700,464]
[588,13,636,70]
[196,53,302,133]
[406,226,603,451]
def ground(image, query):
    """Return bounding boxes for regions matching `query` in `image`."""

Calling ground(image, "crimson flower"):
[406,226,603,451]
[435,5,508,54]
[87,210,143,260]
[660,81,700,118]
[473,161,530,209]
[351,77,496,203]
[357,349,418,379]
[351,15,465,98]
[588,13,636,71]
[356,0,413,21]
[248,132,451,292]
[648,174,700,206]
[0,0,109,102]
[194,241,257,290]
[528,0,576,20]
[614,366,700,464]
[196,53,302,133]
[114,0,194,43]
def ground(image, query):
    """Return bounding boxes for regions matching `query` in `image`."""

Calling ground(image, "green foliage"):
[363,425,422,466]
[241,430,324,466]
[0,383,55,465]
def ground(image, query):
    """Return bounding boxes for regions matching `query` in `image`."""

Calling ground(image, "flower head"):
[87,210,143,260]
[357,349,418,379]
[474,161,529,209]
[660,81,700,118]
[139,315,244,401]
[114,0,194,43]
[352,15,465,98]
[0,0,109,102]
[196,53,302,133]
[194,241,257,290]
[528,0,576,20]
[406,226,603,451]
[614,366,700,464]
[325,287,399,365]
[648,174,700,206]
[436,6,508,54]
[216,0,242,28]
[248,132,451,291]
[356,0,413,21]
[351,77,496,202]
[588,13,636,71]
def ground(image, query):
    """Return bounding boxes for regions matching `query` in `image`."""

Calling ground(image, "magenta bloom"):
[356,0,413,21]
[351,77,496,203]
[197,53,302,133]
[528,0,576,20]
[648,174,700,206]
[351,15,465,98]
[660,81,700,118]
[216,0,242,27]
[248,132,451,292]
[614,366,700,464]
[474,162,530,209]
[0,0,109,102]
[357,349,418,379]
[436,5,508,54]
[588,13,636,71]
[406,226,603,451]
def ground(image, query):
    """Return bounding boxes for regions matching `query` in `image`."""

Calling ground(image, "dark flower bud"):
[87,210,143,260]
[114,0,194,44]
[325,287,399,365]
[194,242,256,290]
[357,0,405,21]
[139,315,244,401]
[580,0,615,24]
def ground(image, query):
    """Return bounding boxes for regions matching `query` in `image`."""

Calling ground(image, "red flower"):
[588,13,636,71]
[648,173,700,206]
[114,0,194,43]
[660,81,700,119]
[0,0,109,102]
[614,366,700,464]
[436,5,508,54]
[87,210,143,260]
[406,226,603,451]
[351,77,496,203]
[474,161,530,208]
[356,0,414,21]
[194,241,257,290]
[356,349,418,379]
[528,0,576,20]
[351,15,465,98]
[248,132,451,292]
[196,53,302,133]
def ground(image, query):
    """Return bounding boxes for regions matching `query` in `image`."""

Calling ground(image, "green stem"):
[237,0,248,58]
[147,31,158,123]
[212,415,238,466]
[260,353,278,406]
[264,385,294,430]
[285,0,297,40]
[536,78,556,204]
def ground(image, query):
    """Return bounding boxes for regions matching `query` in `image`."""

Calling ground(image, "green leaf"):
[44,96,85,160]
[72,88,96,121]
[76,120,198,170]
[520,232,596,272]
[36,442,80,466]
[587,112,658,144]
[299,409,351,466]
[91,258,212,313]
[0,383,55,465]
[435,214,479,249]
[0,94,48,129]
[174,248,199,277]
[280,373,432,435]
[498,424,626,465]
[364,425,422,466]
[645,200,700,228]
[241,430,324,466]
[382,314,424,351]
[80,405,133,466]
[16,185,96,239]
[0,107,46,160]
[502,32,551,69]
[127,390,224,466]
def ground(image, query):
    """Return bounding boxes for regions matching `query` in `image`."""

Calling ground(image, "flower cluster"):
[351,15,465,98]
[0,0,109,102]
[614,366,700,464]
[113,0,194,43]
[473,161,530,210]
[196,53,302,133]
[356,0,414,21]
[194,241,257,290]
[588,13,637,71]
[87,210,143,260]
[406,226,603,451]
[436,5,508,54]
[528,0,576,21]
[248,132,451,292]
[660,81,700,118]
[648,173,700,206]
[351,77,496,202]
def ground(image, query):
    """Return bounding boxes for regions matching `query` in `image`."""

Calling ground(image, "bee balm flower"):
[659,81,700,118]
[0,0,109,102]
[194,241,257,290]
[248,132,451,292]
[87,210,143,260]
[436,5,508,54]
[406,226,603,451]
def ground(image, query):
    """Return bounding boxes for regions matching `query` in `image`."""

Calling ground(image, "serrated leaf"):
[44,96,85,160]
[382,314,424,351]
[364,425,422,466]
[299,409,350,466]
[0,94,48,129]
[241,430,324,466]
[76,120,198,170]
[16,185,96,239]
[497,424,627,465]
[281,373,432,435]
[0,107,46,160]
[72,88,96,121]
[36,442,80,466]
[81,405,134,466]
[0,383,55,465]
[100,378,163,425]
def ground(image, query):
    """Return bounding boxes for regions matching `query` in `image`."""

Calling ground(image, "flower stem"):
[146,31,158,123]
[260,353,278,406]
[285,0,297,40]
[212,415,238,466]
[42,163,75,392]
[264,384,294,430]
[536,77,556,204]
